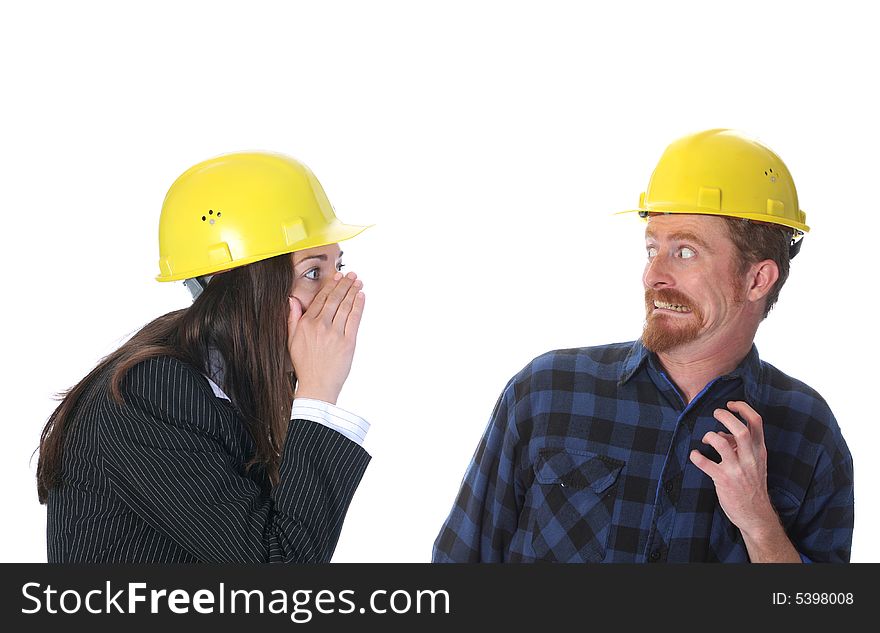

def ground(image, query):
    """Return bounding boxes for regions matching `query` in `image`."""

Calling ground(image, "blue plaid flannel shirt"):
[433,341,853,563]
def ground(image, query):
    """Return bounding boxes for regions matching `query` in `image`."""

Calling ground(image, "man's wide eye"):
[680,247,695,259]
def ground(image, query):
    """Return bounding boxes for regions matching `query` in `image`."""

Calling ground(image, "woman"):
[37,152,372,562]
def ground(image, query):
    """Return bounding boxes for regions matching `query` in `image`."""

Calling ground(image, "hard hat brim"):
[616,208,810,233]
[156,221,373,282]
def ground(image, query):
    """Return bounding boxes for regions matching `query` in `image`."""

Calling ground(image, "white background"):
[2,0,877,562]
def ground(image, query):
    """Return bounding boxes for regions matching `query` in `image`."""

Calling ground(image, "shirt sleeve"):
[291,398,370,447]
[98,358,371,563]
[791,456,854,563]
[204,375,371,448]
[432,377,522,562]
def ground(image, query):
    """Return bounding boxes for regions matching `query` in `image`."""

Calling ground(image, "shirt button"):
[664,481,673,493]
[649,550,661,562]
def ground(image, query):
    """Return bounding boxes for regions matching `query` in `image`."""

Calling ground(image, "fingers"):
[726,400,765,447]
[332,276,364,330]
[304,271,344,319]
[702,431,737,464]
[287,296,303,335]
[345,291,366,338]
[690,449,721,480]
[717,431,737,451]
[713,407,750,446]
[697,402,766,481]
[319,272,360,323]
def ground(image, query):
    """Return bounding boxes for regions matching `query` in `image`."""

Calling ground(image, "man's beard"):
[641,288,704,353]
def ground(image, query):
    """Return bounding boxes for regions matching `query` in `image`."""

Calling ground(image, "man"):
[433,129,853,563]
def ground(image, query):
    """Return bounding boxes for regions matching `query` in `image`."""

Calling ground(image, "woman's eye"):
[304,268,320,281]
[679,247,695,259]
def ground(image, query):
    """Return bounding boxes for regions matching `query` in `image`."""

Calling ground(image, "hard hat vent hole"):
[201,215,206,221]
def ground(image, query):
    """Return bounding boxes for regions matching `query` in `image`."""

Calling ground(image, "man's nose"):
[643,255,674,289]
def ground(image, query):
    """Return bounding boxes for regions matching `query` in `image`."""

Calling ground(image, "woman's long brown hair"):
[36,254,295,503]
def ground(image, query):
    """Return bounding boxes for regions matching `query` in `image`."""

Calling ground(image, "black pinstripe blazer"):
[46,356,371,562]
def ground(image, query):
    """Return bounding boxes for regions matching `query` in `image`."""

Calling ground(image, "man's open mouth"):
[653,300,692,313]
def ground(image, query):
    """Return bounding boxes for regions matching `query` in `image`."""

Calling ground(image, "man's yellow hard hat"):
[624,129,809,235]
[156,152,370,282]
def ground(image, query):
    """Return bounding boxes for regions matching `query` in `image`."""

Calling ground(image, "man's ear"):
[747,259,780,303]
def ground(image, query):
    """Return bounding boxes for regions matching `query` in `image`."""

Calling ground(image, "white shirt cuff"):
[204,376,370,447]
[291,398,370,447]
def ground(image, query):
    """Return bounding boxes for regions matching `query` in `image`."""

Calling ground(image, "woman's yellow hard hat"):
[157,152,371,282]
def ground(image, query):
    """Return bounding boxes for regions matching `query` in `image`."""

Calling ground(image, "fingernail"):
[334,272,343,281]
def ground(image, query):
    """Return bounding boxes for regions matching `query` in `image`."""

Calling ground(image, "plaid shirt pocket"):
[528,449,625,562]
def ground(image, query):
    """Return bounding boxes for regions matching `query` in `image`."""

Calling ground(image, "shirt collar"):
[719,343,763,404]
[619,340,652,385]
[205,346,231,401]
[619,339,763,402]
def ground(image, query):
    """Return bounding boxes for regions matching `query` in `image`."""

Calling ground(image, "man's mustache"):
[644,288,696,309]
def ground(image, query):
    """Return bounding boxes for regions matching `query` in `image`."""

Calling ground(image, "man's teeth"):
[653,300,690,313]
